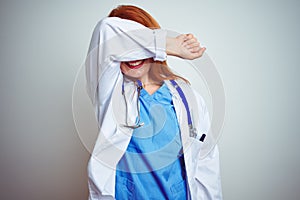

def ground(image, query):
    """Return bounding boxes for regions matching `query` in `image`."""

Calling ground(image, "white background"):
[0,1,299,199]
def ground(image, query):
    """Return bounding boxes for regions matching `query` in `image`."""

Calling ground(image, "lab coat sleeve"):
[193,90,223,199]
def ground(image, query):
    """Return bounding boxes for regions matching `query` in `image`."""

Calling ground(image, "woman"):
[85,5,222,200]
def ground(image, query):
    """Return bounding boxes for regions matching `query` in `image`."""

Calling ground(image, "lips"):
[125,60,145,69]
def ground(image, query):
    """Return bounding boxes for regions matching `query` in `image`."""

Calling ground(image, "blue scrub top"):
[116,83,187,199]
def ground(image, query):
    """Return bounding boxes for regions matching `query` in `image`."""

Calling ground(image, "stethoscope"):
[121,79,144,129]
[121,79,206,142]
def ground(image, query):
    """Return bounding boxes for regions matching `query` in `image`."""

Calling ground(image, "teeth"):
[128,60,142,66]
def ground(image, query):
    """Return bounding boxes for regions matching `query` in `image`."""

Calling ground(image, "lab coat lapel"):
[165,81,195,178]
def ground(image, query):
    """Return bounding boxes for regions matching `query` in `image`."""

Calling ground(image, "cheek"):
[120,63,129,74]
[120,63,141,78]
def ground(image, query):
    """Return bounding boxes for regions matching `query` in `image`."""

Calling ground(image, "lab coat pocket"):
[170,179,187,200]
[115,176,135,199]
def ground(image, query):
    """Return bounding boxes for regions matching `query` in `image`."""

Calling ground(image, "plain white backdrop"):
[0,1,299,199]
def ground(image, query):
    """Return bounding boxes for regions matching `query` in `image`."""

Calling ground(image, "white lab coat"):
[85,17,222,200]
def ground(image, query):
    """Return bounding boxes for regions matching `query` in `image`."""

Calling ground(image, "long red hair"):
[108,5,188,83]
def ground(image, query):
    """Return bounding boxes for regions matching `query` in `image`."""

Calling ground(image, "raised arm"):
[85,16,206,127]
[85,17,168,107]
[87,17,205,63]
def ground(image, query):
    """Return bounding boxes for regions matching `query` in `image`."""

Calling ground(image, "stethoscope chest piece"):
[189,124,197,138]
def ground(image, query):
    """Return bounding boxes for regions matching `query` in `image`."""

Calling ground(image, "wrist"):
[166,37,178,56]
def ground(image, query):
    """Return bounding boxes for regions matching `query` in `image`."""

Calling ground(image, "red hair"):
[108,5,188,83]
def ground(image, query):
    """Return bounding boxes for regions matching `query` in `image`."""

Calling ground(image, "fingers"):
[183,33,204,48]
[192,47,206,59]
[177,34,188,41]
[185,33,206,58]
[183,38,197,46]
[176,33,206,59]
[190,46,201,53]
[177,33,197,45]
[186,42,200,50]
[184,33,193,40]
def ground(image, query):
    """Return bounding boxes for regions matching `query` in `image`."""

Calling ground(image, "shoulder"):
[174,79,206,107]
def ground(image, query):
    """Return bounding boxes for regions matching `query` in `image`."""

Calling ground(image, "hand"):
[166,33,206,60]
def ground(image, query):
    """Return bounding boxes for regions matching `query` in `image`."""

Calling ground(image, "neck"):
[124,74,163,95]
[141,79,163,95]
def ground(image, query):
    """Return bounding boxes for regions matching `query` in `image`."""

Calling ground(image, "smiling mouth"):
[125,60,145,69]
